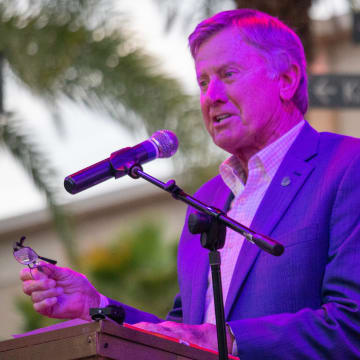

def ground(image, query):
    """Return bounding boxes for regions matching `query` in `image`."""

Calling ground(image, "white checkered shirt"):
[204,120,305,324]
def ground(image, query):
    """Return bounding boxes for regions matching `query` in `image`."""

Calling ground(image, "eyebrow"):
[196,61,245,79]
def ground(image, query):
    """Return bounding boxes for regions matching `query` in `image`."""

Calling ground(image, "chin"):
[214,140,235,154]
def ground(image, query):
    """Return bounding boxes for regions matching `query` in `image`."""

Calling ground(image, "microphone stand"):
[124,164,284,360]
[189,212,229,360]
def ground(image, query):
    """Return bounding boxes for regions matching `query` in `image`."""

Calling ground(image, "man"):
[20,9,360,358]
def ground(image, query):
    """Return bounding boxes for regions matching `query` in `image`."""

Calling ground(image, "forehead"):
[194,27,267,74]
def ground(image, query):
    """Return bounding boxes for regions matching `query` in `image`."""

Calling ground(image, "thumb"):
[33,262,66,281]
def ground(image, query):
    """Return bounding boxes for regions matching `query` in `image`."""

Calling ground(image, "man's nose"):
[205,79,227,104]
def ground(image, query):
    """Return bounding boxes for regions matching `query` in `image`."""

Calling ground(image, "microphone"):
[64,129,178,194]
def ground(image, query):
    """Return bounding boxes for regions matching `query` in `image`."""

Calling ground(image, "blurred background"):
[1,0,360,340]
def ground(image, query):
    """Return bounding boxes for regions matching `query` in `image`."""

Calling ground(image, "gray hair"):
[189,9,308,114]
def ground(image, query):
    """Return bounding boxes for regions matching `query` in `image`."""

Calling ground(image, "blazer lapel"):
[189,177,232,323]
[224,122,319,319]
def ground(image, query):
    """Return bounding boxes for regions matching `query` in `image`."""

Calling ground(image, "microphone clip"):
[127,164,143,179]
[90,305,125,325]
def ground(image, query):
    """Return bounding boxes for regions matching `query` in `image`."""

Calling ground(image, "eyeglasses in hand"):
[13,236,57,277]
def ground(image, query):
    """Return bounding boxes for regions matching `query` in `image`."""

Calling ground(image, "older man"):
[20,9,360,359]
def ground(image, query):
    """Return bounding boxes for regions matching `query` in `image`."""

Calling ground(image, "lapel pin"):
[281,176,291,186]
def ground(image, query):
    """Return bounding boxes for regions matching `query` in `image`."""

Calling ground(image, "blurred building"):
[308,12,360,134]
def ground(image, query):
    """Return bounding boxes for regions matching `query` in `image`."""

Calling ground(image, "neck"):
[235,107,303,180]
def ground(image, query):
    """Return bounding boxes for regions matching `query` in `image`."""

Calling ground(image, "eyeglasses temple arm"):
[38,255,57,265]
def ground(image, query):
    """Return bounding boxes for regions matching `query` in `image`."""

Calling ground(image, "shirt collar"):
[219,120,305,196]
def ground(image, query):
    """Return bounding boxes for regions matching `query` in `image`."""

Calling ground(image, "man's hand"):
[20,262,100,321]
[133,321,234,353]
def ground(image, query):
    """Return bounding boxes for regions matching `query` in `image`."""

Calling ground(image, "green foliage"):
[15,221,179,332]
[82,221,179,319]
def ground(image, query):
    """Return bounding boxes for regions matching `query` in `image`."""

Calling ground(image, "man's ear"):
[279,62,301,102]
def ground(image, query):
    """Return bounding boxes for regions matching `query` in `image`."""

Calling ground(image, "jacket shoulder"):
[193,174,228,201]
[317,131,360,165]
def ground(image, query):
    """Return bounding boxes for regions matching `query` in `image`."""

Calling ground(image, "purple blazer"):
[110,122,360,359]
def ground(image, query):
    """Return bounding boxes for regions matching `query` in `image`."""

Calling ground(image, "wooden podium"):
[0,319,234,360]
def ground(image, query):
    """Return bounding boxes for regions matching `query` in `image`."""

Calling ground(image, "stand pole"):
[209,250,228,360]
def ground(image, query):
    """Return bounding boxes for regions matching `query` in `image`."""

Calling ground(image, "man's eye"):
[199,80,208,88]
[224,71,234,78]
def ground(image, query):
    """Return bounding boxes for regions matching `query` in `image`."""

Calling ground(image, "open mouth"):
[214,114,232,123]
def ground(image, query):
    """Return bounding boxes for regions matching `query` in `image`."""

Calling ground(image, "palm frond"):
[0,112,77,265]
[0,2,220,174]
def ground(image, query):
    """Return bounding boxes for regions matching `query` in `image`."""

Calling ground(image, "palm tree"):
[0,0,210,262]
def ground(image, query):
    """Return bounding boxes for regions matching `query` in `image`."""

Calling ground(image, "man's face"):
[195,27,283,158]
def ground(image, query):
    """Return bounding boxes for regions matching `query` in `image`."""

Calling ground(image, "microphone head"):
[150,129,179,158]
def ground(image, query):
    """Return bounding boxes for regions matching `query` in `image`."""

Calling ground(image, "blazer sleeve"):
[104,293,183,324]
[106,297,163,324]
[228,154,360,359]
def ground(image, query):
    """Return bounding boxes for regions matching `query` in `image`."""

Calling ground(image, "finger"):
[21,263,70,283]
[31,287,64,303]
[33,297,58,317]
[22,278,56,295]
[20,267,47,281]
[30,262,59,279]
[35,262,58,277]
[133,322,173,336]
[37,263,76,283]
[133,322,151,330]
